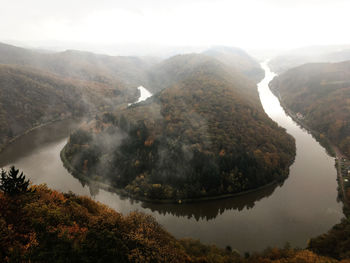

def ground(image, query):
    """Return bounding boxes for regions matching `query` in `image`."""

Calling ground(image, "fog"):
[1,0,350,56]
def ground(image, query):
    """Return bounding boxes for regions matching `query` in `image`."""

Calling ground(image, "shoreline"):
[270,87,336,157]
[270,86,350,211]
[0,117,76,154]
[60,144,285,204]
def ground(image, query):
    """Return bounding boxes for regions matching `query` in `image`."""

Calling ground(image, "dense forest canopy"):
[63,54,295,201]
[269,61,350,156]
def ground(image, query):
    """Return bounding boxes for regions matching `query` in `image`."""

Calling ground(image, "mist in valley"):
[1,1,350,262]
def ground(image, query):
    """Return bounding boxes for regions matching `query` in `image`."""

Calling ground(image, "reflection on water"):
[0,63,344,253]
[0,120,79,167]
[142,182,281,221]
[75,172,281,221]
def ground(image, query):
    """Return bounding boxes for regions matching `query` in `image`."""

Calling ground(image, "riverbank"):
[270,88,336,157]
[60,143,288,204]
[0,61,343,252]
[269,86,350,213]
[0,117,78,154]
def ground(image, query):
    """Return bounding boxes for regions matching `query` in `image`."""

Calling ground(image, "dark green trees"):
[0,166,31,195]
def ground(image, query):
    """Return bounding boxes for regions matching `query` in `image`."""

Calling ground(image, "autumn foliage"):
[1,181,347,263]
[0,183,192,262]
[270,61,350,157]
[64,54,295,201]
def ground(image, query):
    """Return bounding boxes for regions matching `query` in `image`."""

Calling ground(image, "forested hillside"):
[0,168,343,263]
[0,43,159,149]
[269,61,350,156]
[148,48,264,94]
[0,65,129,148]
[203,46,265,83]
[0,43,265,152]
[63,54,295,201]
[0,42,157,89]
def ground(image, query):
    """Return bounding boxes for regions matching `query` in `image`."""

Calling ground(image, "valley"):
[0,62,343,253]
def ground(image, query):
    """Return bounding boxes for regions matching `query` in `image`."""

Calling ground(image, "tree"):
[0,166,32,195]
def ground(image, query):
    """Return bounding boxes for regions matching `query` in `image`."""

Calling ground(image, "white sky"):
[1,0,350,50]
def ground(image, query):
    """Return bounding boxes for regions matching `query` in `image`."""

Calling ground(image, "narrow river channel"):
[0,64,343,253]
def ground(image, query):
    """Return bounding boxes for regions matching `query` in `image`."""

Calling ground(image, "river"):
[0,65,343,253]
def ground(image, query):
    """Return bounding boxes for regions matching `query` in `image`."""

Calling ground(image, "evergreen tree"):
[0,166,31,195]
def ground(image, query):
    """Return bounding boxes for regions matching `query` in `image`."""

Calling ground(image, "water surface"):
[0,65,343,252]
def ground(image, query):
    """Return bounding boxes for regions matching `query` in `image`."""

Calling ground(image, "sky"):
[1,0,350,53]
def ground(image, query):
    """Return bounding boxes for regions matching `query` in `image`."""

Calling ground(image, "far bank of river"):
[270,85,350,211]
[0,68,344,253]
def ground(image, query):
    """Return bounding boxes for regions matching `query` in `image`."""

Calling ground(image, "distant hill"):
[0,42,160,149]
[0,42,157,88]
[0,42,265,152]
[147,53,260,94]
[0,65,129,148]
[63,54,295,201]
[147,47,264,94]
[269,45,350,73]
[203,46,265,83]
[270,61,350,156]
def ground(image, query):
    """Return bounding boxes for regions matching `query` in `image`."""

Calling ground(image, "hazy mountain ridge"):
[203,46,265,83]
[63,54,295,201]
[0,42,160,149]
[0,42,157,89]
[147,47,264,94]
[269,45,350,73]
[270,61,350,156]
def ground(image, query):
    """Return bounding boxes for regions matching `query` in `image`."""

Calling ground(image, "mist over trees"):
[63,54,295,201]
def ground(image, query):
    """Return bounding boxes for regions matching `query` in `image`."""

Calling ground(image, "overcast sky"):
[1,0,350,51]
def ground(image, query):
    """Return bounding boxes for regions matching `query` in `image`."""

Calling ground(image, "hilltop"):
[203,46,265,83]
[63,54,295,202]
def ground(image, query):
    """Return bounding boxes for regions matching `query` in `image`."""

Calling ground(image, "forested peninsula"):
[62,54,295,202]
